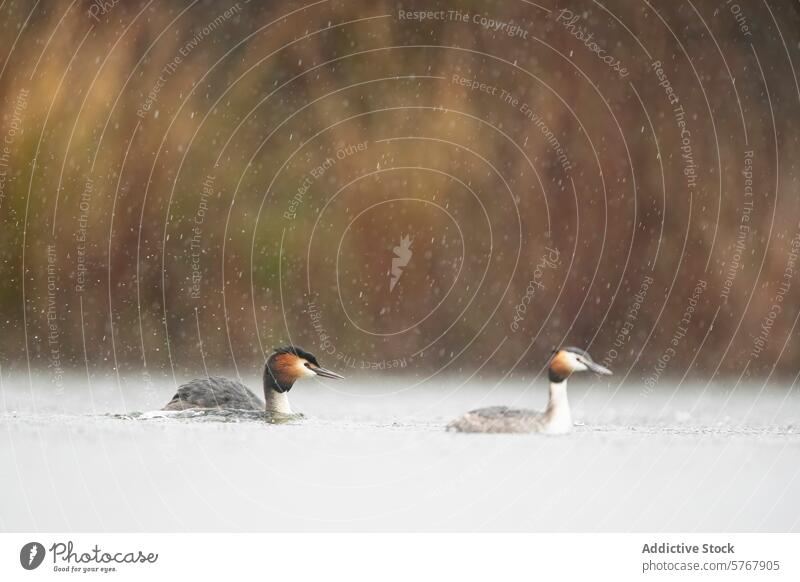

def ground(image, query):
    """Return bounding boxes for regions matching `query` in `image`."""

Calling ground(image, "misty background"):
[1,0,799,387]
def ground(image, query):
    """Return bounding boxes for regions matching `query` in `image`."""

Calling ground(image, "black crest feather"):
[271,345,319,366]
[563,346,591,359]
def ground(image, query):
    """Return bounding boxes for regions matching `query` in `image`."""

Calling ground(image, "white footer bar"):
[1,533,797,581]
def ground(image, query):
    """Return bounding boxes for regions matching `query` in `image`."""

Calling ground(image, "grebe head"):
[264,345,344,393]
[548,347,612,383]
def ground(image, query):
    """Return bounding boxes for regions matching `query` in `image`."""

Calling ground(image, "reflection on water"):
[110,409,305,424]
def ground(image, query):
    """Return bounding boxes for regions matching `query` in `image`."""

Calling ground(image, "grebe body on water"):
[447,347,611,434]
[162,346,343,414]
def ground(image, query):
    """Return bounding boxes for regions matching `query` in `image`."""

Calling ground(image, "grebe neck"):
[264,389,292,414]
[544,379,572,433]
[262,362,294,414]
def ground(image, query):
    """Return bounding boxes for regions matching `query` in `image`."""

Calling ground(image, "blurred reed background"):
[0,0,799,383]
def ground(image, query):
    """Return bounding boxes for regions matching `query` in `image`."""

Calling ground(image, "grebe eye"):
[304,362,311,368]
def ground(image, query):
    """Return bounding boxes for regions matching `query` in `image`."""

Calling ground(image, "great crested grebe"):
[447,347,612,434]
[162,346,343,414]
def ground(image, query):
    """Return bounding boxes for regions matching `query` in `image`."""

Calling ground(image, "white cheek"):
[564,352,587,372]
[297,363,316,378]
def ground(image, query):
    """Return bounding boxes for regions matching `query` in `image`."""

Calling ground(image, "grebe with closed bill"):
[162,346,343,414]
[446,347,611,434]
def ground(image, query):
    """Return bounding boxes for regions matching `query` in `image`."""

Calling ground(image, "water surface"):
[1,374,798,532]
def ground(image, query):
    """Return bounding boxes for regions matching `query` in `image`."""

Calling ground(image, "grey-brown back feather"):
[164,376,263,411]
[446,407,546,433]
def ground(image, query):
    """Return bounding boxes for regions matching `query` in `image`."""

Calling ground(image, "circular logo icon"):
[19,542,45,570]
